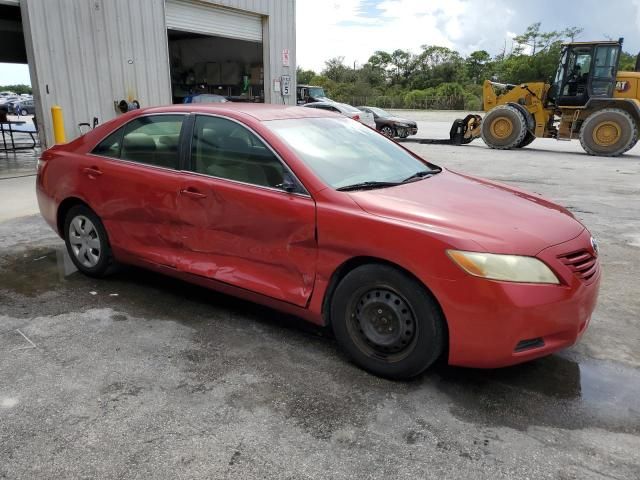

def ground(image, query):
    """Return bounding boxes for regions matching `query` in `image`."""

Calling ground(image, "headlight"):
[447,250,559,284]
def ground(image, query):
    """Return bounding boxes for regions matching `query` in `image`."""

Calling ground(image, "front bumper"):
[398,126,418,136]
[439,229,601,368]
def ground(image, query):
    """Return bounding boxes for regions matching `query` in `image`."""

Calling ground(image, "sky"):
[2,0,640,86]
[295,0,640,72]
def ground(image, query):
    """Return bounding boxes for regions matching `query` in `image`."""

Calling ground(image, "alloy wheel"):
[68,215,101,268]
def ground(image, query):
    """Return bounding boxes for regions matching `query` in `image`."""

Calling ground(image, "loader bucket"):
[449,114,482,145]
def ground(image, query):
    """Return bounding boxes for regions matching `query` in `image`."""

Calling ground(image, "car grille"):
[558,249,598,283]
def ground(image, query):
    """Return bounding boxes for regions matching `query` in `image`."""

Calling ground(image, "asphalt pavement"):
[1,111,639,479]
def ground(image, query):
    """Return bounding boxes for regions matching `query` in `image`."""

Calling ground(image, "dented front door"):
[177,174,317,307]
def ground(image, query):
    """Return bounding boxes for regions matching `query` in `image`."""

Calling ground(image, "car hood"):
[348,169,584,255]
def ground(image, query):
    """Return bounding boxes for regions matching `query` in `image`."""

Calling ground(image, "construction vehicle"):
[475,38,640,156]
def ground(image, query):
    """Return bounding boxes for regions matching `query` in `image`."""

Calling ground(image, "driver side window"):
[190,115,300,192]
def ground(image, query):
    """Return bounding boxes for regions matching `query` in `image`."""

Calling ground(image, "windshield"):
[308,87,326,98]
[265,117,435,189]
[368,107,390,117]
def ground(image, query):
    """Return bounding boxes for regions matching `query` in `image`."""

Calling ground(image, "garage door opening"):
[0,2,37,153]
[167,29,264,104]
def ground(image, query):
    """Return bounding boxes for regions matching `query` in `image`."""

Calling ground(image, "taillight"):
[352,114,360,121]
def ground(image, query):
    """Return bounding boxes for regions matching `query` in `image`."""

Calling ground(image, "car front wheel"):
[21,109,28,116]
[64,205,112,277]
[380,125,395,138]
[330,264,445,379]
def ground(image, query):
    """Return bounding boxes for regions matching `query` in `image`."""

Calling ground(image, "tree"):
[411,46,463,89]
[513,23,563,55]
[563,27,583,42]
[389,49,412,85]
[0,84,32,95]
[296,67,316,85]
[322,57,357,83]
[465,50,491,83]
[292,23,600,110]
[619,51,637,71]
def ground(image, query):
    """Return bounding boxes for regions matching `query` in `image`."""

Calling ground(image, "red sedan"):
[36,104,601,379]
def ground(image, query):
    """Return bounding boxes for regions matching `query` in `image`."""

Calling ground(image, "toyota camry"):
[36,104,600,379]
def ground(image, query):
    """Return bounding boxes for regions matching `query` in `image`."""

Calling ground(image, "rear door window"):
[92,115,185,169]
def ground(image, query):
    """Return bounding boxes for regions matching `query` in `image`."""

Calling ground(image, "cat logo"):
[615,81,630,92]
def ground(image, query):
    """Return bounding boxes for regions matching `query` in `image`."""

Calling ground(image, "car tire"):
[64,205,113,277]
[579,108,638,157]
[481,105,527,150]
[20,109,28,116]
[380,125,395,138]
[330,264,445,379]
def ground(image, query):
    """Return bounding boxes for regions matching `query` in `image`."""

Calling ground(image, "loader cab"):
[548,41,622,107]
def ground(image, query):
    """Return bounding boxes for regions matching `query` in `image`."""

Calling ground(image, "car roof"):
[305,101,358,111]
[304,101,337,107]
[136,103,336,121]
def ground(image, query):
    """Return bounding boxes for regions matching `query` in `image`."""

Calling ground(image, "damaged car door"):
[177,114,317,307]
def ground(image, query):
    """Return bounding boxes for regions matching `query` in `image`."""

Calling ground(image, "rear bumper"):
[440,229,600,368]
[36,181,59,235]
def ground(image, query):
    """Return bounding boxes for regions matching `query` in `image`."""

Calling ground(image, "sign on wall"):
[282,49,290,67]
[281,75,291,96]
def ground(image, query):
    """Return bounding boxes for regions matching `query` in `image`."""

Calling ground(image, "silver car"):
[303,101,376,129]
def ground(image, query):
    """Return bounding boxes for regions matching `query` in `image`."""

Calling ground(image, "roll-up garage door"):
[165,0,262,42]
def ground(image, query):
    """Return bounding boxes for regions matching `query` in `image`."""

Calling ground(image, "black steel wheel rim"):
[348,288,417,360]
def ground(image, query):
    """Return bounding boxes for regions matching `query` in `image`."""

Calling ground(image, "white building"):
[0,0,296,146]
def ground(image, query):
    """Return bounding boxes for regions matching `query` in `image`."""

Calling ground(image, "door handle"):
[83,166,103,177]
[180,188,207,199]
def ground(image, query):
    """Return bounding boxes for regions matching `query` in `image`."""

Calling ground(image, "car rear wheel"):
[330,264,445,379]
[64,205,112,277]
[380,125,395,138]
[20,109,28,116]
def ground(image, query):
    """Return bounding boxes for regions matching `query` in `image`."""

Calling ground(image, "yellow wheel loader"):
[476,39,640,156]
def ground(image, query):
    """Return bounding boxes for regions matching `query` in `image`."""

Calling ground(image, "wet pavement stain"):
[431,354,640,434]
[0,247,81,297]
[3,245,640,438]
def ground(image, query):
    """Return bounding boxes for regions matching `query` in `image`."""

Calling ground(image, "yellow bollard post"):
[51,105,66,144]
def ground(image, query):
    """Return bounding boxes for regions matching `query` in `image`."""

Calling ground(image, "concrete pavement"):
[1,111,639,479]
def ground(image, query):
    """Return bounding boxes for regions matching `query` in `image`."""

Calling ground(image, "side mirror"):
[277,173,299,193]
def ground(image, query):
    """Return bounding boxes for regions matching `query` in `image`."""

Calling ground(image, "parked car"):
[0,95,20,108]
[296,84,331,104]
[14,99,35,116]
[304,101,375,128]
[357,106,418,138]
[183,94,229,104]
[36,104,600,379]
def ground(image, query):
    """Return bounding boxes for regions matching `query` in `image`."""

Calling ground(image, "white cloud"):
[296,0,517,73]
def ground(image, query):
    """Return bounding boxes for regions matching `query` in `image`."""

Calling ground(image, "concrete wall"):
[20,0,296,147]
